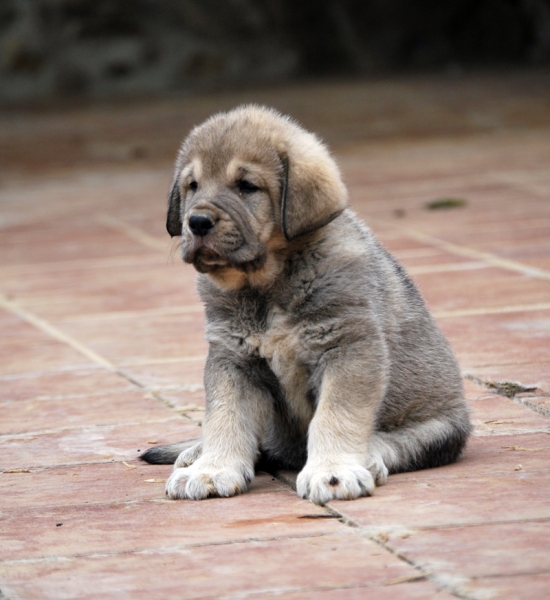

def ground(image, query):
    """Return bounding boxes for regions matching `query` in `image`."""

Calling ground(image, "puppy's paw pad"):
[296,463,375,505]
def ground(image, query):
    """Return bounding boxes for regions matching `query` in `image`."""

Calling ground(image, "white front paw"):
[296,461,375,505]
[165,457,254,500]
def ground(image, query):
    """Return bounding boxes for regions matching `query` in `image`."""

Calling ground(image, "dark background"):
[2,0,550,105]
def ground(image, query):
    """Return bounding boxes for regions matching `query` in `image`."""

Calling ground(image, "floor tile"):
[0,310,95,376]
[0,531,421,600]
[465,362,550,395]
[508,247,550,271]
[520,396,550,417]
[469,394,550,436]
[0,219,157,267]
[463,573,550,600]
[437,309,550,368]
[0,367,133,401]
[118,356,206,389]
[1,257,201,319]
[0,461,173,510]
[421,432,550,480]
[413,267,550,313]
[0,389,177,435]
[0,418,200,469]
[273,581,456,599]
[53,312,208,365]
[0,474,340,561]
[388,521,550,577]
[331,469,550,530]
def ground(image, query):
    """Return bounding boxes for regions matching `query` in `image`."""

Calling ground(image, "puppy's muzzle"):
[188,212,217,237]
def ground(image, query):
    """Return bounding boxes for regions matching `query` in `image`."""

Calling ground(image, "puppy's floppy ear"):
[279,142,348,241]
[166,180,183,237]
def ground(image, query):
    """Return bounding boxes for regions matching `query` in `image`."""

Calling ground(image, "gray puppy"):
[141,105,471,504]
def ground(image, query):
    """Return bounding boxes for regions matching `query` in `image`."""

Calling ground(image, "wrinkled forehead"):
[180,118,282,181]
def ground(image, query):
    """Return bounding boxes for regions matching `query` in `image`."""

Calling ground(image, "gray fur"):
[140,105,471,504]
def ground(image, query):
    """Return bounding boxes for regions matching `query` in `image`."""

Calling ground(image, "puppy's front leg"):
[166,349,270,500]
[297,339,389,505]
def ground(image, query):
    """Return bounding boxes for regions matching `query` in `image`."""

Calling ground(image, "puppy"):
[141,105,471,504]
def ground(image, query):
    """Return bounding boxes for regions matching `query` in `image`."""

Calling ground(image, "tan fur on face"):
[167,105,348,288]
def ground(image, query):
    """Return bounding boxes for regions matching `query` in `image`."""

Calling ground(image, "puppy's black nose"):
[189,215,215,237]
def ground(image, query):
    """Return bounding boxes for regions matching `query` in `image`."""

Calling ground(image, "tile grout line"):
[1,383,203,404]
[0,293,116,372]
[370,217,550,281]
[326,504,473,600]
[104,210,550,283]
[407,261,489,275]
[0,293,200,427]
[0,532,337,567]
[272,470,550,597]
[0,415,193,441]
[464,374,550,420]
[0,253,172,276]
[59,304,204,323]
[96,213,171,253]
[433,302,550,319]
[272,471,470,599]
[514,396,550,420]
[90,214,211,423]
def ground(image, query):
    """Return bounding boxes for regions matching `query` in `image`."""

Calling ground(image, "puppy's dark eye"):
[189,181,198,192]
[237,180,260,194]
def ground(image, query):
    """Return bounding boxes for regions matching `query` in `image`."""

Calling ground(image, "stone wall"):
[1,0,549,105]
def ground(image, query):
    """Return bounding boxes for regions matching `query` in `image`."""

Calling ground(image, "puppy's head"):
[167,106,347,285]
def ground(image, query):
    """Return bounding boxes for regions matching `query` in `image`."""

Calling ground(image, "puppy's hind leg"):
[139,438,202,465]
[368,410,472,477]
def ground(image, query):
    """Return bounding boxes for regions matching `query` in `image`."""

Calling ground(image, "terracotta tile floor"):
[1,70,550,599]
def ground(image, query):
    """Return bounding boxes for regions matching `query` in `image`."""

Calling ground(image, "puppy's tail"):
[139,438,200,464]
[371,409,472,474]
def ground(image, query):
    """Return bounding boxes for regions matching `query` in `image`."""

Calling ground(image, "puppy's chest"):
[242,306,313,421]
[243,306,302,372]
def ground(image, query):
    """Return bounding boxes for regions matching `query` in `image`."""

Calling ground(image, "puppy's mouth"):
[191,245,230,273]
[184,238,267,275]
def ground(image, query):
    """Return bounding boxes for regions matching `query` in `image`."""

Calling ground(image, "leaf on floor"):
[425,197,467,210]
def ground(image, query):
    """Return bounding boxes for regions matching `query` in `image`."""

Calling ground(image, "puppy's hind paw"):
[366,453,389,486]
[174,441,203,468]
